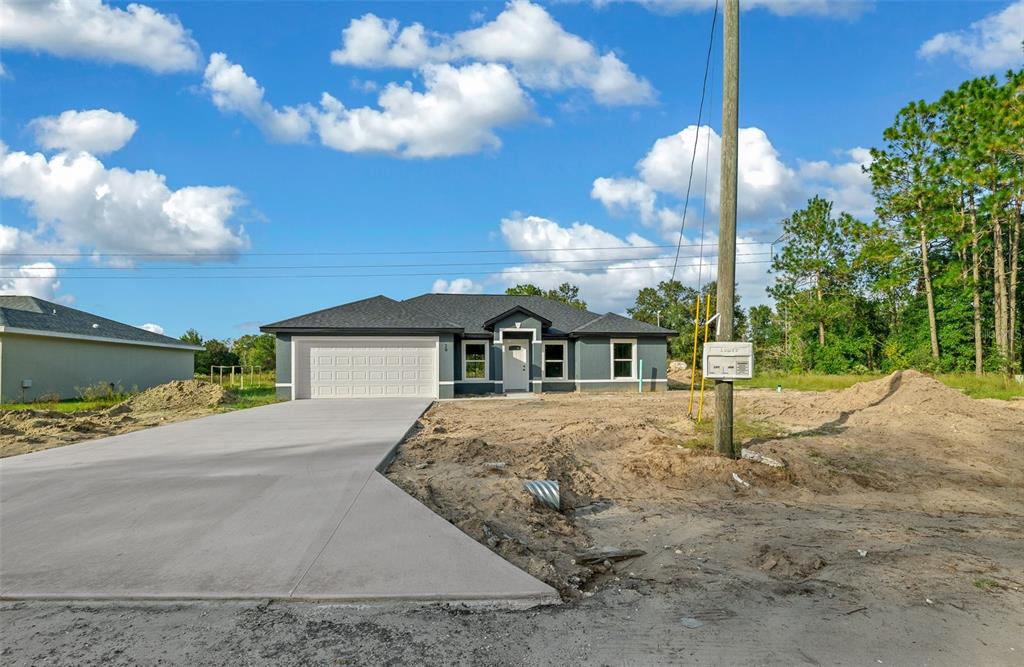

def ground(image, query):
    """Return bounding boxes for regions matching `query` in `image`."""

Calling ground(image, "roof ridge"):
[398,297,462,328]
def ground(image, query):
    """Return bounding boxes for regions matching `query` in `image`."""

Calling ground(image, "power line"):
[1,251,773,273]
[2,239,771,259]
[6,258,774,280]
[670,0,719,284]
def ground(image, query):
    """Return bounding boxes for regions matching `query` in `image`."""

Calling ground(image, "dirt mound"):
[1,380,235,458]
[123,380,233,414]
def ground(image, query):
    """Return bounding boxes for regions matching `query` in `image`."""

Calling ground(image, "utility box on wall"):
[702,342,754,380]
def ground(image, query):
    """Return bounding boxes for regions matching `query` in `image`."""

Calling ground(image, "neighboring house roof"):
[0,296,201,350]
[263,293,675,337]
[260,295,462,333]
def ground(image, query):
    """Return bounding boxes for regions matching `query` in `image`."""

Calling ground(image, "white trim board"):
[461,339,490,382]
[577,378,667,383]
[541,339,568,380]
[0,326,203,351]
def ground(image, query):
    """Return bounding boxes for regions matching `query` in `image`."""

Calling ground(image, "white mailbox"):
[702,341,754,380]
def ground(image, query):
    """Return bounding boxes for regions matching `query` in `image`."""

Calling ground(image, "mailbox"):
[702,342,754,380]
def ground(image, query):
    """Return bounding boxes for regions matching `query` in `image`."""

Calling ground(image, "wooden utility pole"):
[714,0,739,458]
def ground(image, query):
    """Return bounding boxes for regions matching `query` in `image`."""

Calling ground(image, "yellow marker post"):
[697,293,713,422]
[687,294,701,416]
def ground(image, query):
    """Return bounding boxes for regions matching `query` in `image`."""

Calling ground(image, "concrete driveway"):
[0,399,557,606]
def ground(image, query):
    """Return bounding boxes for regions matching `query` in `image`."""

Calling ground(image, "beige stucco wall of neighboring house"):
[0,332,195,403]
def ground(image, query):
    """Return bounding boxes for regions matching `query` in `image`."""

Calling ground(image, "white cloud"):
[137,322,165,334]
[432,278,483,294]
[204,54,531,158]
[495,214,771,312]
[797,147,874,219]
[0,143,248,260]
[30,109,138,155]
[0,262,64,301]
[590,177,657,222]
[330,0,655,105]
[308,63,532,158]
[918,1,1024,72]
[0,0,200,73]
[203,53,312,143]
[594,125,873,240]
[598,0,871,18]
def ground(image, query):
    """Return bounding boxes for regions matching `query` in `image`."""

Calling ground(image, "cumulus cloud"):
[495,214,770,312]
[203,53,312,143]
[307,63,531,158]
[593,125,873,240]
[204,54,531,158]
[0,143,248,260]
[432,278,483,294]
[30,109,138,155]
[797,147,874,219]
[330,0,655,105]
[137,322,165,334]
[0,0,200,73]
[918,0,1024,72]
[0,262,64,301]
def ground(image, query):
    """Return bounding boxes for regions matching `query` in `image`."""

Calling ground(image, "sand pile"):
[122,380,233,413]
[1,381,235,457]
[389,371,1024,596]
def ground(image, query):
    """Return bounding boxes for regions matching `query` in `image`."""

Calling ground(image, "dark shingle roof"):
[404,294,600,336]
[0,296,200,349]
[261,295,461,332]
[569,311,676,335]
[261,293,675,337]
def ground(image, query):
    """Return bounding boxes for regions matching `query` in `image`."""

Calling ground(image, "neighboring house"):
[0,296,201,403]
[261,293,676,400]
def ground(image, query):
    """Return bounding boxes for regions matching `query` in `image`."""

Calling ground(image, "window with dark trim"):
[613,342,634,378]
[543,342,565,379]
[464,342,487,379]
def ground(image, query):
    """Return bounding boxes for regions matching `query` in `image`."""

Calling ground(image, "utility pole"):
[714,0,739,458]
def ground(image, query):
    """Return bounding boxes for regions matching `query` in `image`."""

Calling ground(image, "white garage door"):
[300,338,437,399]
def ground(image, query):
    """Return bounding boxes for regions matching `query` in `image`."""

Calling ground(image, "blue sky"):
[1,0,1021,339]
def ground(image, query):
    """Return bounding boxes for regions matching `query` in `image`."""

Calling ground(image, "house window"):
[611,339,635,378]
[543,341,566,379]
[463,341,488,380]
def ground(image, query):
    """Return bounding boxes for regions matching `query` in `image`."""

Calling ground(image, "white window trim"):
[542,340,568,380]
[462,339,490,382]
[610,338,637,379]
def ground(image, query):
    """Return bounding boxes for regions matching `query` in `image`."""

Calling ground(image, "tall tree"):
[505,282,588,310]
[870,100,943,361]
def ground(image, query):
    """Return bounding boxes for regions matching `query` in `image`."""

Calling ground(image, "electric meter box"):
[702,342,754,380]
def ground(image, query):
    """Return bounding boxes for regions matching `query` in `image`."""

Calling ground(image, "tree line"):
[629,69,1022,375]
[180,329,276,375]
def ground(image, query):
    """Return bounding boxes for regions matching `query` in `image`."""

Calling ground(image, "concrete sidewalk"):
[0,399,557,606]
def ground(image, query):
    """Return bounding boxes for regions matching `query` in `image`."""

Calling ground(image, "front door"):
[503,343,529,392]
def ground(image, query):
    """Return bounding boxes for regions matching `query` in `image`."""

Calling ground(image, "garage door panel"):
[301,339,437,399]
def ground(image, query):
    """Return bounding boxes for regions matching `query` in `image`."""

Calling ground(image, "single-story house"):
[260,293,676,400]
[0,296,201,403]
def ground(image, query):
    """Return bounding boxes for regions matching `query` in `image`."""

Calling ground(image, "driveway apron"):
[0,399,557,605]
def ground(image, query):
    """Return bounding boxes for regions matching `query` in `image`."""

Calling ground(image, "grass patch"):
[736,372,883,393]
[220,385,279,411]
[973,577,1003,591]
[935,373,1024,401]
[685,415,782,452]
[736,371,1023,400]
[1,394,131,413]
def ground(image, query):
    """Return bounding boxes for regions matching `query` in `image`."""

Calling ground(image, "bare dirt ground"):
[2,370,1022,665]
[0,380,233,457]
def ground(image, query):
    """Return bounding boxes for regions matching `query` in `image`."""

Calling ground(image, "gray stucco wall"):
[274,334,292,400]
[0,333,195,403]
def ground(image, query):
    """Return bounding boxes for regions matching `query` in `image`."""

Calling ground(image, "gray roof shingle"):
[261,295,462,331]
[569,311,676,335]
[0,296,200,349]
